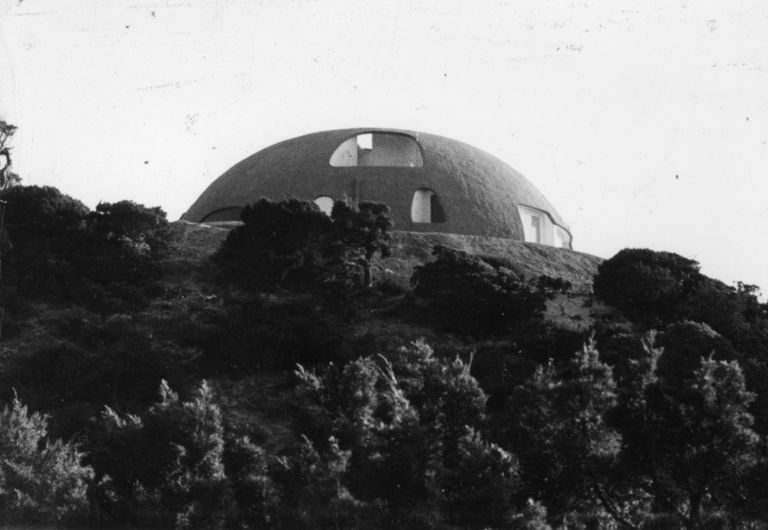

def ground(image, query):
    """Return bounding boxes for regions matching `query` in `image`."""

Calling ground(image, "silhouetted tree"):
[328,200,393,287]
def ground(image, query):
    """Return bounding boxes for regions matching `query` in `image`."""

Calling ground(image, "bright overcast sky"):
[1,0,767,292]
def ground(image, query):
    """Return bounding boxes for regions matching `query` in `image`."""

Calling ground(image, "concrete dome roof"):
[182,128,571,245]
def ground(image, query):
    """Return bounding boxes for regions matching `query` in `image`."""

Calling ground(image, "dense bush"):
[0,312,197,439]
[0,394,92,526]
[0,186,169,313]
[87,200,170,255]
[326,200,393,287]
[294,341,522,527]
[216,199,332,286]
[193,297,348,373]
[503,340,621,514]
[90,380,233,529]
[411,245,548,335]
[593,248,702,325]
[215,198,393,290]
[1,184,89,238]
[595,247,768,357]
[607,335,763,527]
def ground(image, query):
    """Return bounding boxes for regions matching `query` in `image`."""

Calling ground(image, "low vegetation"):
[2,185,768,528]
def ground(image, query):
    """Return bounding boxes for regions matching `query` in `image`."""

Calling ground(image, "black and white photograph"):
[1,1,767,528]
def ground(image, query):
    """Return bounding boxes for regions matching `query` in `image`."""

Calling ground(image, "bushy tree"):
[195,296,348,373]
[611,335,763,528]
[91,380,233,529]
[596,249,768,357]
[269,435,371,529]
[327,200,393,287]
[505,340,621,515]
[1,185,89,239]
[215,198,393,290]
[0,394,92,525]
[87,200,170,256]
[215,198,332,286]
[440,427,520,527]
[593,248,702,325]
[411,245,548,335]
[294,341,522,527]
[222,435,274,528]
[0,186,169,313]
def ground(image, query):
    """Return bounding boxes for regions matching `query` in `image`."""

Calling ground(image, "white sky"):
[1,0,768,292]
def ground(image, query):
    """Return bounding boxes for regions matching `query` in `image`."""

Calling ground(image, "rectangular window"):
[357,133,373,150]
[531,216,541,243]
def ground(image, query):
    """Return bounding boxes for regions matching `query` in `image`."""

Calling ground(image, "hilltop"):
[2,187,768,529]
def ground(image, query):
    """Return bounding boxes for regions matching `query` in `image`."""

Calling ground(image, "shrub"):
[294,341,521,527]
[505,340,621,511]
[326,200,393,287]
[0,394,93,526]
[440,427,520,527]
[215,198,332,286]
[222,435,274,528]
[90,380,234,529]
[411,245,547,336]
[86,200,170,256]
[593,248,702,325]
[268,435,374,529]
[596,333,766,527]
[0,186,168,314]
[657,321,741,389]
[0,186,90,300]
[196,297,348,373]
[215,198,394,290]
[681,278,768,357]
[1,185,89,239]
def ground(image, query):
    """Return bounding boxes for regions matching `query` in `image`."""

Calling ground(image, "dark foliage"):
[90,381,234,529]
[1,314,193,438]
[1,184,89,238]
[502,340,621,515]
[0,186,169,316]
[215,198,333,286]
[215,198,393,291]
[293,341,521,528]
[87,200,170,255]
[607,335,762,528]
[593,248,702,325]
[411,245,548,336]
[327,200,393,287]
[195,297,349,373]
[8,183,768,528]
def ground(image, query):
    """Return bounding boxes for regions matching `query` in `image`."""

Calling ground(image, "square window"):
[356,133,373,150]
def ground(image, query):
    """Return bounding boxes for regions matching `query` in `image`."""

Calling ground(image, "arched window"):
[330,132,423,167]
[411,189,433,222]
[314,196,334,216]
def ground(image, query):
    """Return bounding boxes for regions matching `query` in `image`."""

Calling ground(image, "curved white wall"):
[517,205,571,248]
